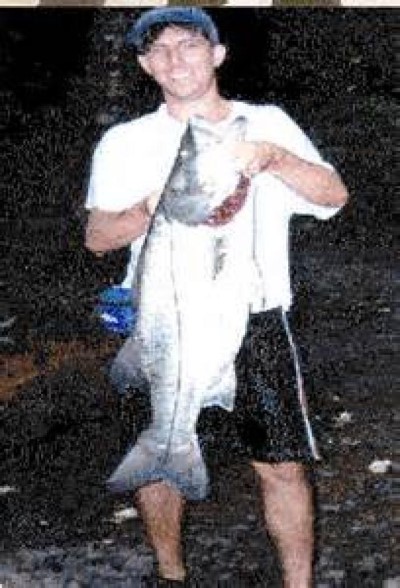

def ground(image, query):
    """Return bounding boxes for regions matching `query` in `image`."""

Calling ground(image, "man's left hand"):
[230,140,284,177]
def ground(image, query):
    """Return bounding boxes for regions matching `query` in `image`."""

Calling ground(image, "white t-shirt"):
[86,101,341,309]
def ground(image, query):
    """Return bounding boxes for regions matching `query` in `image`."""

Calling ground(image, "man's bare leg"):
[252,461,314,588]
[136,482,186,581]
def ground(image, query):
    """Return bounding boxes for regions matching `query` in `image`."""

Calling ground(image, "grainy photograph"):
[0,6,397,587]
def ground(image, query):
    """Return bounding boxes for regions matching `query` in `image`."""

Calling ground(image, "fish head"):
[160,116,247,225]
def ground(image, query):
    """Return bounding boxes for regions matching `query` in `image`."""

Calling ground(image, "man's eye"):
[149,45,167,56]
[181,40,203,50]
[150,47,163,55]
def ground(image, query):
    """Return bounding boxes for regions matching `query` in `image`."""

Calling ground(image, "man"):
[85,7,348,587]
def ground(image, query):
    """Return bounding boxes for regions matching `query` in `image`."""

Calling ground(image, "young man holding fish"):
[85,8,348,587]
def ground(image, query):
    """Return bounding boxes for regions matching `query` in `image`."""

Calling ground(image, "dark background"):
[0,7,396,340]
[0,10,397,582]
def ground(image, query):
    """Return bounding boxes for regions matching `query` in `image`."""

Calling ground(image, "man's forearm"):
[233,140,348,208]
[266,146,348,208]
[85,201,150,255]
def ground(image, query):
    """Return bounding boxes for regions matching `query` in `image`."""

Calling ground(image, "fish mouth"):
[204,174,250,227]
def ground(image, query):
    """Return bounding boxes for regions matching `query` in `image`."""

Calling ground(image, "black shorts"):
[198,307,320,464]
[119,308,320,467]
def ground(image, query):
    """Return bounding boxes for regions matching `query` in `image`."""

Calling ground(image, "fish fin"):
[109,336,148,395]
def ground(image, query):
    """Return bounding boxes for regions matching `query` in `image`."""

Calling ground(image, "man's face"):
[137,25,226,102]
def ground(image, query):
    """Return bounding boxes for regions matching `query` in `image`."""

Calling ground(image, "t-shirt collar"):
[156,100,245,129]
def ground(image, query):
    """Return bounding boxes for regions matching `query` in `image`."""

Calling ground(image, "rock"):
[359,555,380,572]
[42,577,60,588]
[15,548,44,572]
[340,437,361,446]
[112,506,138,524]
[333,410,353,425]
[368,459,392,474]
[317,468,337,478]
[324,569,345,581]
[0,572,34,587]
[101,538,114,546]
[124,552,153,575]
[391,461,400,473]
[319,503,341,513]
[0,485,18,495]
[383,579,400,588]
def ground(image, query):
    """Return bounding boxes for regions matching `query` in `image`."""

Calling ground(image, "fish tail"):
[106,433,208,501]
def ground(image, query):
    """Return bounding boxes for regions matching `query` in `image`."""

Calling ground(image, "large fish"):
[107,116,257,500]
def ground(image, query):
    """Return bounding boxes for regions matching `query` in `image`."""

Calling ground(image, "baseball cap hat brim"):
[126,7,219,51]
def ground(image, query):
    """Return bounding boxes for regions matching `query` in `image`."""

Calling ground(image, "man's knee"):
[251,461,308,489]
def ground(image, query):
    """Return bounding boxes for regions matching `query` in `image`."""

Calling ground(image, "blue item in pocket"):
[95,286,137,335]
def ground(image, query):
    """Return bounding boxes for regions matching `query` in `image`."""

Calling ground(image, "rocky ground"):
[0,238,398,587]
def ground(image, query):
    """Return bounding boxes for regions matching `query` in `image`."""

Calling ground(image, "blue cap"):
[126,7,220,52]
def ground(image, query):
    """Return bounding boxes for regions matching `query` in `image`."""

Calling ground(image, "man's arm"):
[85,191,160,256]
[233,141,349,208]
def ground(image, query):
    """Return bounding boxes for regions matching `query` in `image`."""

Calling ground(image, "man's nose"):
[168,47,185,67]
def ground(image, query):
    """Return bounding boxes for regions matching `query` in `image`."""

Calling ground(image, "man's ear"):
[137,54,152,76]
[213,44,227,69]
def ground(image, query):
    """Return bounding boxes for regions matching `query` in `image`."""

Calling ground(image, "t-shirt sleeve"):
[254,105,342,221]
[85,124,145,212]
[257,105,332,168]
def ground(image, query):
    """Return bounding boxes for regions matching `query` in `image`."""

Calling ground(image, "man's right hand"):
[144,189,163,216]
[85,189,161,256]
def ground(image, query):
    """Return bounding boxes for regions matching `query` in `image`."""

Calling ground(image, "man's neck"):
[164,93,232,124]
